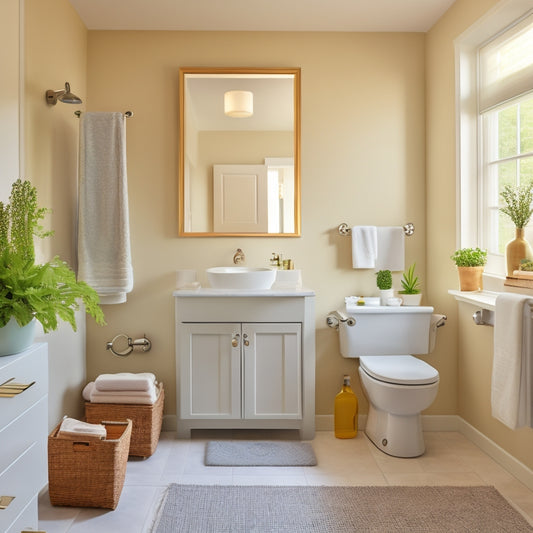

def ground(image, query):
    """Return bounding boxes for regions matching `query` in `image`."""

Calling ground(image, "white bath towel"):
[89,383,162,405]
[94,372,157,392]
[351,226,377,268]
[59,417,107,439]
[491,293,531,429]
[375,226,405,272]
[78,112,133,304]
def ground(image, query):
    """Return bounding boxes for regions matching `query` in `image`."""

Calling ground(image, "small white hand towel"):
[94,372,157,392]
[351,226,377,269]
[375,226,405,272]
[59,417,107,439]
[491,293,531,429]
[89,383,161,405]
[78,112,133,304]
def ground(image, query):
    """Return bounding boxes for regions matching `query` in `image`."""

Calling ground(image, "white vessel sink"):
[206,267,277,290]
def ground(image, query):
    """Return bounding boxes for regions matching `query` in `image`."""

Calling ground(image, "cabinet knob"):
[231,334,240,348]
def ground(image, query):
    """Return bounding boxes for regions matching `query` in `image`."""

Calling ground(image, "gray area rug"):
[205,440,317,466]
[151,485,533,533]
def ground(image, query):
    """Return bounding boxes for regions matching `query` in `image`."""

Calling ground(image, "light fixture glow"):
[224,90,253,117]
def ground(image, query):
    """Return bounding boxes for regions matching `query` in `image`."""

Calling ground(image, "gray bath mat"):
[151,485,533,532]
[205,440,317,466]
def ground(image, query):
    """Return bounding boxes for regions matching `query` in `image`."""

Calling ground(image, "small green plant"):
[450,247,487,267]
[519,259,533,271]
[376,269,392,290]
[0,179,105,332]
[500,183,533,228]
[398,263,421,294]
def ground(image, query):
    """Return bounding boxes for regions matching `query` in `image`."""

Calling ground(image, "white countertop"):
[173,287,315,297]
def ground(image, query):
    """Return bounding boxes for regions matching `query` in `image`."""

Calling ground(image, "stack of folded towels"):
[83,372,160,405]
[58,416,107,439]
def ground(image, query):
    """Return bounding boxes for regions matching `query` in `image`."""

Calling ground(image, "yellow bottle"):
[334,375,358,439]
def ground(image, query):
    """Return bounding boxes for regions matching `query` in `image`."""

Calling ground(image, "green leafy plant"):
[450,247,487,267]
[500,183,533,228]
[519,259,533,271]
[376,269,392,290]
[398,263,421,295]
[0,179,105,333]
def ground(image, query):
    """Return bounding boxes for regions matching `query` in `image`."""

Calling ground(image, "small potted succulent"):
[450,247,487,291]
[376,269,394,306]
[0,179,105,356]
[398,263,422,306]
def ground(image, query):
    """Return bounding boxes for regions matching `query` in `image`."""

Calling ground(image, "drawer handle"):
[0,378,35,397]
[0,495,15,510]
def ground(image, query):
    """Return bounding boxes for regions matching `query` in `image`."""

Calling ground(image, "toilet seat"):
[359,355,439,385]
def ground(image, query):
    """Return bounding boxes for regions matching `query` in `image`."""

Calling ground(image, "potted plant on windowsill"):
[398,263,422,305]
[0,179,105,356]
[376,269,393,305]
[500,183,533,276]
[450,247,487,291]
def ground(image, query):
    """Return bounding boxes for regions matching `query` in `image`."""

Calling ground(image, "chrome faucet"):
[233,248,245,264]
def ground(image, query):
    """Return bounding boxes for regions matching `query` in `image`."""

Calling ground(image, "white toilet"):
[330,305,445,458]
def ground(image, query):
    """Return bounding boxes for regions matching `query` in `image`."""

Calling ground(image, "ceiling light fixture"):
[224,90,253,117]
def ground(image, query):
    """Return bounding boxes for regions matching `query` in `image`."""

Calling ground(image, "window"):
[456,4,533,276]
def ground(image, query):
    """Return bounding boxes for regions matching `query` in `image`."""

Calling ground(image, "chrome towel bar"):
[338,222,415,236]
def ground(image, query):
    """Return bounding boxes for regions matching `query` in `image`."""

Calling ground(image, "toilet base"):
[365,403,425,458]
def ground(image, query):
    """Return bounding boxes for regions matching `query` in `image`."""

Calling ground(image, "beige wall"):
[84,30,428,418]
[24,0,88,428]
[426,0,533,471]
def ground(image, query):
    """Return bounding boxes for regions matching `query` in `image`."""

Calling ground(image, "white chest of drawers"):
[0,343,48,533]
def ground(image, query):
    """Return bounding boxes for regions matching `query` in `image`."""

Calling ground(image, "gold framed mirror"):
[179,67,300,237]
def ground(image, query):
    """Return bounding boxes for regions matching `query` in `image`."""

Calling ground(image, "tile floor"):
[38,430,533,532]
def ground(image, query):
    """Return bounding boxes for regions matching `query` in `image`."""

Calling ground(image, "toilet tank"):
[338,306,434,357]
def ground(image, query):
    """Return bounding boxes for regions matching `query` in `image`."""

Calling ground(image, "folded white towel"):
[375,226,405,271]
[89,383,162,405]
[95,372,157,392]
[78,112,133,305]
[59,417,107,439]
[351,226,377,269]
[491,294,531,429]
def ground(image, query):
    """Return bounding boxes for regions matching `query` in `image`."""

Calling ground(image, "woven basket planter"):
[48,419,132,509]
[85,385,164,458]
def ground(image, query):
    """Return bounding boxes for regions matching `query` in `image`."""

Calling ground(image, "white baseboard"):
[457,417,533,491]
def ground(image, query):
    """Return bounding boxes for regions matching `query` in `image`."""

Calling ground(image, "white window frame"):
[455,0,533,283]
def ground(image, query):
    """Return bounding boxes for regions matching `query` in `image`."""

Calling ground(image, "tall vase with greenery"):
[0,179,105,356]
[500,183,533,276]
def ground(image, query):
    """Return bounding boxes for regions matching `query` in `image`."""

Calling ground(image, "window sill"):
[449,273,533,311]
[448,289,498,311]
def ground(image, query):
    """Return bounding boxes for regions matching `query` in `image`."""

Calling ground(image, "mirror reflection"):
[179,67,300,236]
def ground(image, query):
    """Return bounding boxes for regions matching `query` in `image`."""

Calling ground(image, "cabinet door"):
[180,323,241,419]
[243,323,302,419]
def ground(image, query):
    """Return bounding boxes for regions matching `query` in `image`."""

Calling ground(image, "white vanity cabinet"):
[0,343,48,533]
[175,290,315,439]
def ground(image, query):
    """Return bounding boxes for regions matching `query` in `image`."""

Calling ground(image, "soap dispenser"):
[334,375,358,439]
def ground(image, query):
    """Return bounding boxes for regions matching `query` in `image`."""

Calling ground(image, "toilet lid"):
[359,355,439,385]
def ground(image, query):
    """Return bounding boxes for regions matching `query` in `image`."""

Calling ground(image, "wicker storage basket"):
[48,419,132,510]
[85,385,164,458]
